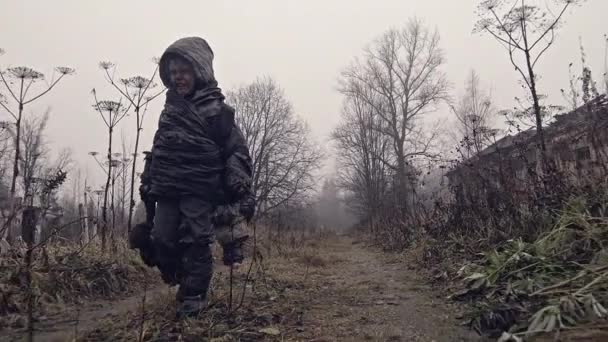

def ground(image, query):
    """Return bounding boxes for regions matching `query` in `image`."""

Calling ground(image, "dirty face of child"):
[169,57,195,96]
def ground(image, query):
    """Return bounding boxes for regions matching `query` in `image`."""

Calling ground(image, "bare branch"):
[529,1,571,51]
[0,70,20,103]
[91,90,111,128]
[141,88,166,107]
[23,73,67,105]
[0,101,17,120]
[488,6,524,50]
[532,28,556,68]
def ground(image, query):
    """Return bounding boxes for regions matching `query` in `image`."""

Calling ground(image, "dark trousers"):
[152,197,214,298]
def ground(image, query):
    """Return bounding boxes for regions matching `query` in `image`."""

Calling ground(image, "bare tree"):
[98,61,164,233]
[561,39,602,112]
[15,110,71,242]
[339,18,449,214]
[475,0,585,156]
[226,77,323,216]
[90,95,129,251]
[451,70,498,158]
[19,111,71,203]
[0,50,74,196]
[332,95,391,232]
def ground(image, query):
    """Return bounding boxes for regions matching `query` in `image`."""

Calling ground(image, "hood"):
[159,37,217,89]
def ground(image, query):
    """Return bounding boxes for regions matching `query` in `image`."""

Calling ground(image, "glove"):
[239,195,256,222]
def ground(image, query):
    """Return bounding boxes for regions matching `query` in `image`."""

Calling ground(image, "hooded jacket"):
[145,37,253,204]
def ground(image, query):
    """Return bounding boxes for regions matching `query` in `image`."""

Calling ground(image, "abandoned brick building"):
[446,95,608,202]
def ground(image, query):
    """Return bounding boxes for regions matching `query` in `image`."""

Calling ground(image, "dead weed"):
[0,241,158,330]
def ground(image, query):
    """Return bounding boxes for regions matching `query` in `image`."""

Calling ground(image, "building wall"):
[447,101,608,202]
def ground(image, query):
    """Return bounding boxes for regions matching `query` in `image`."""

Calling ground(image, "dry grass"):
[5,229,480,341]
[78,230,342,341]
[295,253,327,268]
[0,240,158,330]
[416,196,608,340]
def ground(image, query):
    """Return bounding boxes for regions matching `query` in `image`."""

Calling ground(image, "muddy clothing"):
[212,202,250,265]
[148,91,251,203]
[151,197,214,292]
[138,37,254,317]
[150,197,249,286]
[149,36,253,204]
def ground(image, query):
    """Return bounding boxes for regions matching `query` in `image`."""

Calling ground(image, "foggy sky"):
[1,0,607,193]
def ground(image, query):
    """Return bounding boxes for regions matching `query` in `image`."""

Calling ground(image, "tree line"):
[332,0,605,247]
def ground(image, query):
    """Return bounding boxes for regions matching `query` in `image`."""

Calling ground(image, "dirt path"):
[1,286,171,342]
[289,236,481,341]
[2,236,482,341]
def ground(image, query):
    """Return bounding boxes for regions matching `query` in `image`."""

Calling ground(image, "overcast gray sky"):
[1,0,606,191]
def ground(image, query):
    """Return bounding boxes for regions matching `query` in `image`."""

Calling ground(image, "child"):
[134,37,255,318]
